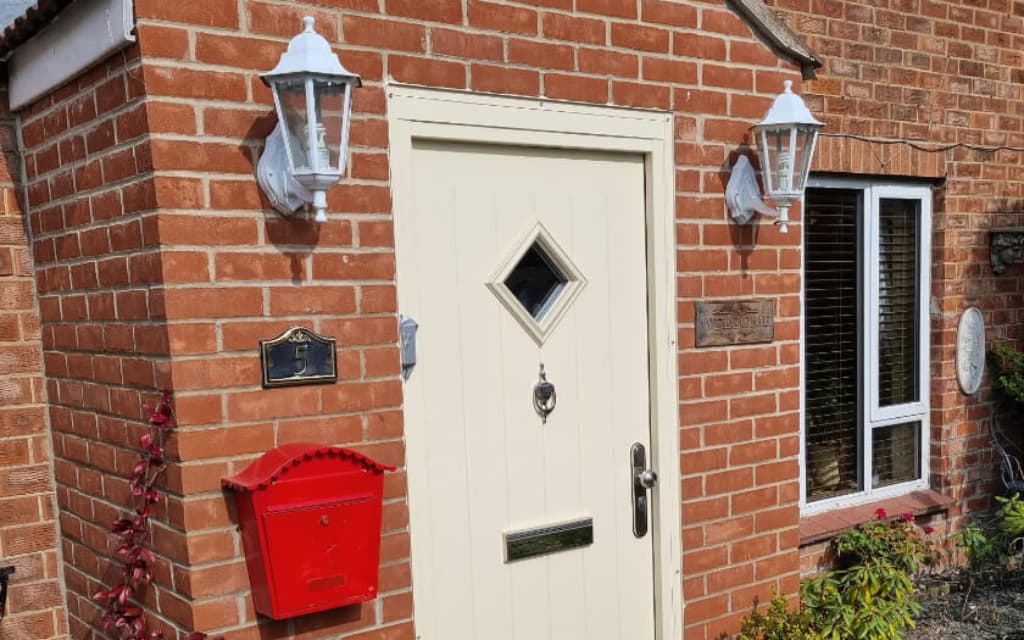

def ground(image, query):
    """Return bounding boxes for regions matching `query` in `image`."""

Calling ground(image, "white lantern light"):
[257,17,361,223]
[726,80,823,234]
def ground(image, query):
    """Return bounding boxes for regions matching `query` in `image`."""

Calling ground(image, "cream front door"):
[395,140,656,640]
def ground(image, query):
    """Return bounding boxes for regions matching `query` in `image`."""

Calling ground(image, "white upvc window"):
[801,179,932,514]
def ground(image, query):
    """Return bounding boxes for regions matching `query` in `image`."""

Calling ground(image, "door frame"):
[387,85,682,640]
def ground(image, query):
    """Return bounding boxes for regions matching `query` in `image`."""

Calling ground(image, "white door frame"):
[387,85,682,640]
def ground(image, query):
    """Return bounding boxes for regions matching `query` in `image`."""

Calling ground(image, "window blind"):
[804,188,860,500]
[877,198,920,407]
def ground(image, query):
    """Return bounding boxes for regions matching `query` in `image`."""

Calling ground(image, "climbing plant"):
[93,391,222,640]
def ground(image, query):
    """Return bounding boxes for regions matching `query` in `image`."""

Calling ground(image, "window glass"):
[877,198,920,406]
[872,422,921,488]
[803,184,929,507]
[804,188,860,500]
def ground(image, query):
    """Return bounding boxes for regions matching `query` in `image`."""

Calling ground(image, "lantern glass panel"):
[758,127,791,195]
[791,125,818,194]
[313,78,349,174]
[275,79,312,172]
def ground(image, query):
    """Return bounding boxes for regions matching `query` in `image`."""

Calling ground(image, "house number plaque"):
[695,299,774,347]
[260,327,337,388]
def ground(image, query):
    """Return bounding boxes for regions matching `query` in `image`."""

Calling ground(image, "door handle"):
[630,442,658,538]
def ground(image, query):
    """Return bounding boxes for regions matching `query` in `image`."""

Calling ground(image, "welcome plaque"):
[695,299,774,347]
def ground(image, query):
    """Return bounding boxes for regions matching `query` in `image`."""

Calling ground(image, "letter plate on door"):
[503,518,593,562]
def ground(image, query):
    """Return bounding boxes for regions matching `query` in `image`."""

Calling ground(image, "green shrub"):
[954,519,1002,574]
[996,493,1024,540]
[989,343,1024,404]
[737,594,815,640]
[741,510,933,640]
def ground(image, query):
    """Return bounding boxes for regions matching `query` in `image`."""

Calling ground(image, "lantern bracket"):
[257,123,314,217]
[726,155,778,227]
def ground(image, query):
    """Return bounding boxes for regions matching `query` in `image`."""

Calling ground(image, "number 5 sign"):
[260,327,338,388]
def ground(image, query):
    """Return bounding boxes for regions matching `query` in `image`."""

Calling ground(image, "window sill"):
[799,489,953,547]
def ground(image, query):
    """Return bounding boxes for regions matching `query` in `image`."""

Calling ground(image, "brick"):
[195,33,283,70]
[389,56,467,89]
[143,66,248,101]
[542,13,606,44]
[471,62,544,94]
[578,0,636,18]
[136,23,190,60]
[642,0,698,27]
[343,16,426,52]
[269,286,357,315]
[579,48,639,78]
[508,39,575,70]
[468,1,538,35]
[611,23,670,53]
[386,0,463,23]
[135,0,238,27]
[431,29,505,62]
[643,57,698,84]
[544,74,609,103]
[613,81,671,109]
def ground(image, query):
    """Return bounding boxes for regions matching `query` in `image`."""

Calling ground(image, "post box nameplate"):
[260,326,338,388]
[695,299,774,347]
[504,518,593,563]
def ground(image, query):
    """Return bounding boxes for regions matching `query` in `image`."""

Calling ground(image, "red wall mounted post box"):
[222,443,395,620]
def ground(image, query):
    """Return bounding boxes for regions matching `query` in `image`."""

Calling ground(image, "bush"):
[740,510,933,640]
[737,594,815,640]
[954,493,1024,580]
[990,343,1024,404]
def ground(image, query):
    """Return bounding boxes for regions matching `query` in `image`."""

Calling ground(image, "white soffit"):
[8,0,134,111]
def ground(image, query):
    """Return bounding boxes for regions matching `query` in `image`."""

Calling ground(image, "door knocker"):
[533,364,556,423]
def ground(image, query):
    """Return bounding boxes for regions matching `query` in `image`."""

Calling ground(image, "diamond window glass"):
[503,245,568,320]
[488,223,586,346]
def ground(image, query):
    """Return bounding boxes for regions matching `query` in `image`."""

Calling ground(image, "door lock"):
[630,443,657,538]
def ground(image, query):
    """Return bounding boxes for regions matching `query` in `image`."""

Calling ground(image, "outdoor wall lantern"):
[257,17,361,223]
[726,80,823,234]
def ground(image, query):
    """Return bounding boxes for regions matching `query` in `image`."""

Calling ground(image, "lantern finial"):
[302,16,315,32]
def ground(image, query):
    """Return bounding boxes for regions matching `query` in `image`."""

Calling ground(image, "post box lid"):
[222,443,395,492]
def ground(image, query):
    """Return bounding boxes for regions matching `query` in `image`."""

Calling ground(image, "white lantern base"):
[257,123,313,217]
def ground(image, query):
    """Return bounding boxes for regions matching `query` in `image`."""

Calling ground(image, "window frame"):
[800,178,932,515]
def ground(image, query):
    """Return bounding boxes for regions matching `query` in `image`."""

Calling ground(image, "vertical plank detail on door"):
[398,140,654,640]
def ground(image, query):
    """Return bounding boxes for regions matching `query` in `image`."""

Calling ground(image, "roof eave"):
[728,0,822,80]
[0,0,74,60]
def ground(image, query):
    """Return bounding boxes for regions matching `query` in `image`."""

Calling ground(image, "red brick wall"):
[0,85,68,639]
[770,0,1024,527]
[15,1,810,639]
[127,2,805,639]
[15,47,170,639]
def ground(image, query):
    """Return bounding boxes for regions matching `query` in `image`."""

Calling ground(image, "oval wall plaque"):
[956,307,985,395]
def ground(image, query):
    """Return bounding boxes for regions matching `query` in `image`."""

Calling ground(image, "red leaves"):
[874,507,888,519]
[93,391,219,639]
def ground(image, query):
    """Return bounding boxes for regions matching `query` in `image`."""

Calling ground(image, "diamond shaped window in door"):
[487,223,586,346]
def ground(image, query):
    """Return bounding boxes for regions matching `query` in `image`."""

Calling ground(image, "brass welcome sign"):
[695,299,774,347]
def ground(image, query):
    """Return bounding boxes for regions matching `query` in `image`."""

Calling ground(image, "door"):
[396,140,655,640]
